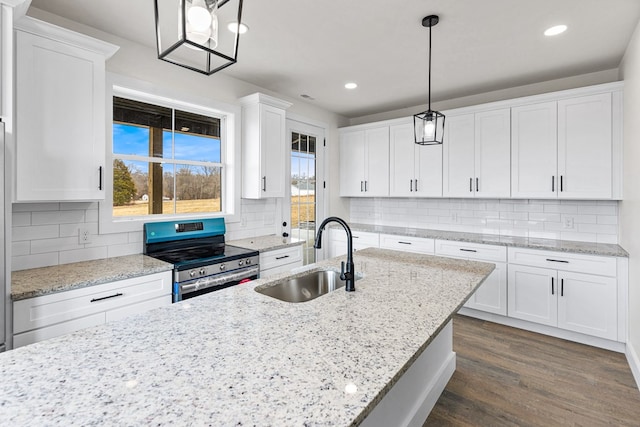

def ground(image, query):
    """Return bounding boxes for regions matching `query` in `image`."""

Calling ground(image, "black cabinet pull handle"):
[91,293,123,303]
[262,176,266,192]
[398,241,412,245]
[552,176,555,192]
[560,175,563,192]
[459,248,477,253]
[361,181,364,192]
[415,179,418,191]
[551,277,555,295]
[546,258,569,263]
[561,278,564,297]
[275,255,290,260]
[98,166,103,190]
[365,181,368,192]
[410,180,413,192]
[476,177,479,192]
[469,177,473,192]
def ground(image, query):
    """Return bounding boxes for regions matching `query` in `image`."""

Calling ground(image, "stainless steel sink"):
[255,270,360,303]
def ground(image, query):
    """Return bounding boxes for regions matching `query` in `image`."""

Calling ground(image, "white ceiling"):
[28,0,640,118]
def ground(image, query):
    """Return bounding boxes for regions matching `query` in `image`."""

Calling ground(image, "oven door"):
[174,266,259,302]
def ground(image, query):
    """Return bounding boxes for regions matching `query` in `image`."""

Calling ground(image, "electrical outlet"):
[563,216,575,230]
[79,227,91,244]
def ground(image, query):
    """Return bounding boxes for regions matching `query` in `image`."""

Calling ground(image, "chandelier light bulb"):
[187,0,212,31]
[424,118,436,139]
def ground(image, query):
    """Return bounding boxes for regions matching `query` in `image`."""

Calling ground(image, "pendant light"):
[154,0,244,75]
[414,15,445,145]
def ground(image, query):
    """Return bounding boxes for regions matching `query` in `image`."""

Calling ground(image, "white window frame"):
[99,73,241,234]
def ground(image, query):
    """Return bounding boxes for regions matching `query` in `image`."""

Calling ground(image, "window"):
[99,77,241,234]
[112,97,223,218]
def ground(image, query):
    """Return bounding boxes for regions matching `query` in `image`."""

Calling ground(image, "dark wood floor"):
[424,315,640,426]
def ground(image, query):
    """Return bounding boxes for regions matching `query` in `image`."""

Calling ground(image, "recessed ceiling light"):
[544,25,567,36]
[345,82,358,89]
[227,22,249,34]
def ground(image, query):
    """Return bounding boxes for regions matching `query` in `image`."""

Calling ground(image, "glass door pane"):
[291,132,316,265]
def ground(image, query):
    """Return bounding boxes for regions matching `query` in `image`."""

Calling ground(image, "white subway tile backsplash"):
[13,224,59,241]
[350,198,619,244]
[32,210,86,225]
[12,198,277,270]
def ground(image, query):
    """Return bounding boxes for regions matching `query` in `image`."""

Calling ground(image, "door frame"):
[279,114,328,261]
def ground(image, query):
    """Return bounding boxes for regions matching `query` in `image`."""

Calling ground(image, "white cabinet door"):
[443,114,475,197]
[557,271,617,340]
[465,262,507,316]
[475,109,511,198]
[511,101,558,198]
[365,127,390,197]
[240,94,291,199]
[339,130,366,197]
[389,123,416,197]
[558,93,612,199]
[15,30,109,201]
[508,264,557,327]
[340,126,389,197]
[390,122,442,197]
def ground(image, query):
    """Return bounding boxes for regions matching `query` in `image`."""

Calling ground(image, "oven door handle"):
[181,266,260,294]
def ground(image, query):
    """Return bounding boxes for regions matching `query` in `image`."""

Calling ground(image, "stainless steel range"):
[143,218,259,302]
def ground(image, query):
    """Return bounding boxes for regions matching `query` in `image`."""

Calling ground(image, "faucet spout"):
[314,217,355,292]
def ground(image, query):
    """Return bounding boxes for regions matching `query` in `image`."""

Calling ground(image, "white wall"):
[8,8,351,271]
[619,17,640,386]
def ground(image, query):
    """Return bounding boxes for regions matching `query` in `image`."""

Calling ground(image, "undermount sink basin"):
[255,269,361,303]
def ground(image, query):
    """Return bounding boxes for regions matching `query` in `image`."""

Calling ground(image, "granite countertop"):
[11,255,174,301]
[343,223,628,258]
[227,234,305,252]
[0,248,494,426]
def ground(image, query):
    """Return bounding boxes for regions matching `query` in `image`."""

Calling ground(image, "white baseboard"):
[626,340,640,391]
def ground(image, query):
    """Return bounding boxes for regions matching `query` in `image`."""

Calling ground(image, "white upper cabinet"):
[512,92,619,200]
[240,93,292,199]
[389,122,442,197]
[443,108,510,198]
[14,17,118,201]
[557,93,613,199]
[339,125,389,197]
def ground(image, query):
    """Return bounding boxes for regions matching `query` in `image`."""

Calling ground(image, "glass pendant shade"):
[414,109,445,145]
[155,0,243,75]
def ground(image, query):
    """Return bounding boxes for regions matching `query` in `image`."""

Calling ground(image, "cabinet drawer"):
[13,312,105,348]
[14,272,171,334]
[507,247,616,277]
[331,229,379,246]
[379,234,434,254]
[260,246,303,271]
[435,240,506,262]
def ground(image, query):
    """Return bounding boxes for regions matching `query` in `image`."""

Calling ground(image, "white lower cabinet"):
[435,240,507,316]
[259,246,303,278]
[329,229,379,258]
[379,234,434,254]
[13,271,172,348]
[507,248,618,341]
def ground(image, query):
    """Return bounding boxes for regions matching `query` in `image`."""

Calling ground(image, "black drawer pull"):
[546,258,569,263]
[551,277,555,295]
[459,248,477,253]
[398,241,412,245]
[561,278,564,297]
[91,293,123,303]
[275,255,290,260]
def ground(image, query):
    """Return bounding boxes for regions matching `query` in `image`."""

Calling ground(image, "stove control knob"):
[199,268,206,276]
[246,258,252,265]
[219,264,226,271]
[238,259,244,266]
[189,270,196,278]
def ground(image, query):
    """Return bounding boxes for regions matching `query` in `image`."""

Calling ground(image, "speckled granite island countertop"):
[11,255,174,301]
[227,234,305,252]
[0,248,494,426]
[344,223,628,257]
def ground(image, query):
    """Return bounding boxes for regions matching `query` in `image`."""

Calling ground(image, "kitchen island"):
[0,248,494,426]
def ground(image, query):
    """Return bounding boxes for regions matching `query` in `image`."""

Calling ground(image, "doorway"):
[285,119,325,265]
